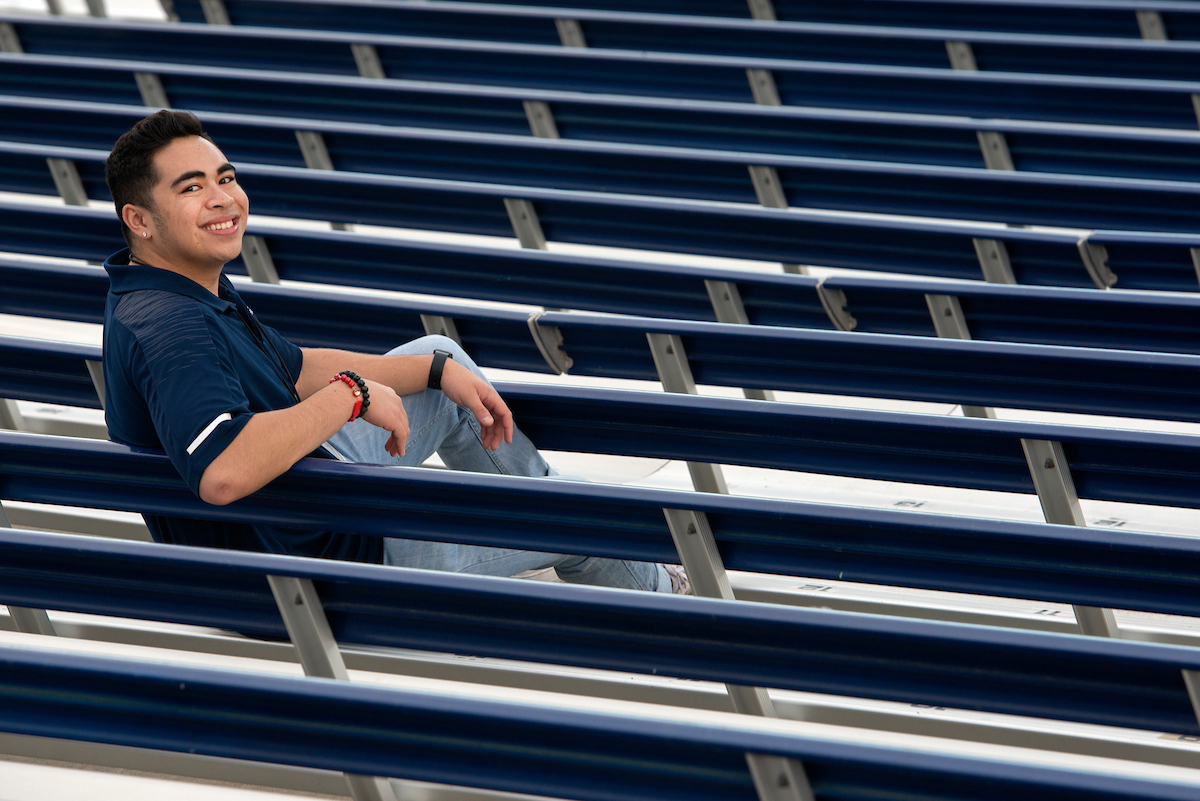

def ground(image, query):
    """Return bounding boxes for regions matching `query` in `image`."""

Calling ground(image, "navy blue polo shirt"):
[103,248,382,564]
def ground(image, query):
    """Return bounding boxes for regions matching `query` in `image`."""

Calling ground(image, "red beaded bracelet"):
[330,373,363,421]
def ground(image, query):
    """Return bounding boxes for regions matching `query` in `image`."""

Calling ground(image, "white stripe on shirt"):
[187,413,233,455]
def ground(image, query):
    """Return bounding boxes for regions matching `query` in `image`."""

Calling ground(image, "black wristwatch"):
[428,349,453,390]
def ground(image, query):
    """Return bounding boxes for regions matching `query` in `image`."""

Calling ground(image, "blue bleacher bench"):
[0,162,1113,288]
[8,104,1200,232]
[5,523,1200,741]
[14,13,1200,85]
[3,634,1199,800]
[304,0,1200,39]
[9,255,1200,371]
[6,197,1200,306]
[11,90,1200,185]
[11,327,1200,512]
[4,32,1200,129]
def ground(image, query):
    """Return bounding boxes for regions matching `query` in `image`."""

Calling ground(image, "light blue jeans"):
[327,336,671,593]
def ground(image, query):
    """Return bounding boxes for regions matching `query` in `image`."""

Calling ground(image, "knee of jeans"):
[420,335,485,378]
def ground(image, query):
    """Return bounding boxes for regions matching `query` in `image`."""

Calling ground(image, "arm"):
[197,377,390,505]
[297,348,514,452]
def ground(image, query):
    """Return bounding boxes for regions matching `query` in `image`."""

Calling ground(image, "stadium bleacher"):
[7,0,1200,798]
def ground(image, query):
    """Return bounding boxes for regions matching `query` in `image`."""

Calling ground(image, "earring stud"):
[142,232,148,237]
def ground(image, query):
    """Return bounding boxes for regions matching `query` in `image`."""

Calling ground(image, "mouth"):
[202,217,240,234]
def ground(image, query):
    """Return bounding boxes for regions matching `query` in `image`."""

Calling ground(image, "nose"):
[208,184,236,207]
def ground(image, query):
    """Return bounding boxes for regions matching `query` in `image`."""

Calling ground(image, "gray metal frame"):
[267,574,399,801]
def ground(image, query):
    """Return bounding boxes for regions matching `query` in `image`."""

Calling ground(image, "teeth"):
[205,220,235,231]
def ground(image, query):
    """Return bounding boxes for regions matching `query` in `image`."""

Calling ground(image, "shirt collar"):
[104,248,238,313]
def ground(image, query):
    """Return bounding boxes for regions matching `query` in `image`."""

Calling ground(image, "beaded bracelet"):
[330,370,370,421]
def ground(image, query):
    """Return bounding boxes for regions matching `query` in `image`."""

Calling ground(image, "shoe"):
[665,564,692,595]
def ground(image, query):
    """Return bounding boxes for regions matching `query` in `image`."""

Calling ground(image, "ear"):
[121,203,154,240]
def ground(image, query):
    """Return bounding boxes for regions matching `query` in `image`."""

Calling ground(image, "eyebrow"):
[170,163,236,188]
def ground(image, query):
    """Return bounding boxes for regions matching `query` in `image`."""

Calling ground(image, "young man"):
[102,109,683,593]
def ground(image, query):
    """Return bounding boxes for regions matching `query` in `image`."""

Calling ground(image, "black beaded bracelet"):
[338,370,370,418]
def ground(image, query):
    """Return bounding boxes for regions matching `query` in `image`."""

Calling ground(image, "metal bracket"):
[781,263,808,275]
[294,132,350,230]
[86,360,106,409]
[1192,95,1200,129]
[46,158,89,207]
[46,0,64,15]
[555,19,586,48]
[526,312,573,375]
[1190,248,1200,288]
[662,509,813,801]
[295,131,335,171]
[705,279,751,325]
[420,315,462,345]
[1021,439,1084,527]
[925,294,970,340]
[0,399,25,430]
[646,332,697,396]
[945,40,978,71]
[1137,10,1168,40]
[0,23,22,53]
[134,72,170,109]
[9,607,56,636]
[746,69,782,106]
[972,238,1017,284]
[0,502,57,636]
[522,100,561,139]
[746,0,777,21]
[267,575,398,801]
[1019,439,1119,638]
[199,0,230,24]
[647,334,728,494]
[705,281,776,401]
[158,0,180,21]
[976,131,1016,171]
[241,235,281,283]
[924,295,991,418]
[351,43,386,79]
[1077,236,1117,289]
[747,165,788,209]
[815,281,857,331]
[504,198,548,249]
[1184,670,1200,729]
[85,0,106,16]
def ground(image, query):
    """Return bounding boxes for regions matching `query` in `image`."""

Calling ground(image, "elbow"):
[198,468,248,507]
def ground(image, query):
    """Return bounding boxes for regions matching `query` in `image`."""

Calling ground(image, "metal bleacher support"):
[921,292,1119,638]
[0,500,56,637]
[737,0,810,277]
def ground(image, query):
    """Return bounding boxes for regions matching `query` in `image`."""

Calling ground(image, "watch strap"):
[428,349,453,390]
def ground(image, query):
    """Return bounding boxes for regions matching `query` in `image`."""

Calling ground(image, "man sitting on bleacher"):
[100,109,684,593]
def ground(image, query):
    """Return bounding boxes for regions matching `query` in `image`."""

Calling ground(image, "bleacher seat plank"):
[6,524,1200,739]
[11,250,1200,359]
[168,0,1188,43]
[4,634,1200,800]
[4,35,1200,129]
[15,14,1200,85]
[289,0,1200,40]
[13,92,1200,187]
[8,105,1200,234]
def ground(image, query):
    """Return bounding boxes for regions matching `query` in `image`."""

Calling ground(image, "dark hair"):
[105,110,214,248]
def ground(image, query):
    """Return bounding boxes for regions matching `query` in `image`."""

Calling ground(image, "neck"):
[129,247,223,296]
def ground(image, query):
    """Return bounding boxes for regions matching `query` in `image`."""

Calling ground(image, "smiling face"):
[120,135,249,287]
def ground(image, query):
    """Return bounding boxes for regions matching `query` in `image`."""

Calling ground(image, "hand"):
[360,378,411,457]
[438,360,514,451]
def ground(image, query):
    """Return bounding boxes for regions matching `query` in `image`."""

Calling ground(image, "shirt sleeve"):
[113,290,254,495]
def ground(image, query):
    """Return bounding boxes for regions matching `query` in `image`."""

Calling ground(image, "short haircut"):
[105,110,213,248]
